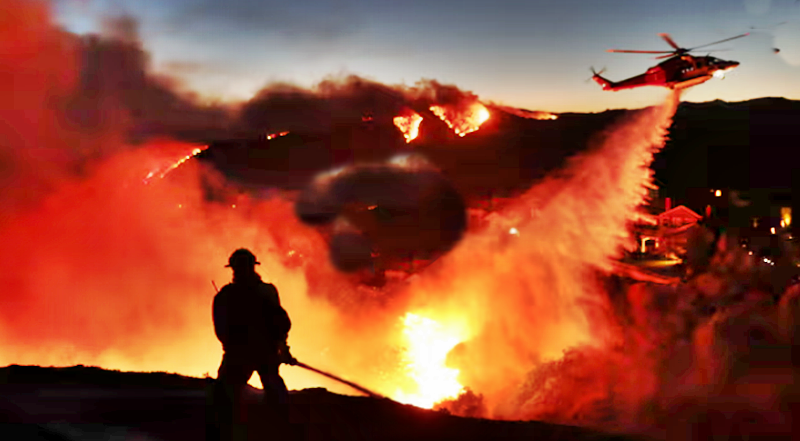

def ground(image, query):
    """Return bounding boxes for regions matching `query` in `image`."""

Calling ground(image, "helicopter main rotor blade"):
[607,49,674,54]
[658,33,682,50]
[654,48,731,59]
[689,32,750,50]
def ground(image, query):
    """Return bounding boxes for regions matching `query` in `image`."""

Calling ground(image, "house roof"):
[661,222,698,237]
[658,205,702,220]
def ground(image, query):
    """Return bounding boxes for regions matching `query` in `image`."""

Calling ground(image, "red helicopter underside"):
[592,32,748,92]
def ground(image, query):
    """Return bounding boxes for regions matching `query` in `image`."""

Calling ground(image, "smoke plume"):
[237,76,485,136]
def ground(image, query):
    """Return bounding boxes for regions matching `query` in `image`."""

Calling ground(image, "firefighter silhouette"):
[208,248,296,441]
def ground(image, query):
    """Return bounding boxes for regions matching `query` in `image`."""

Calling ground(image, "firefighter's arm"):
[263,284,292,335]
[212,293,229,346]
[274,308,295,365]
[278,340,298,366]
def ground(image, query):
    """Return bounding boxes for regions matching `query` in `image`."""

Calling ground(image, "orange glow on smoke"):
[430,102,490,137]
[492,106,559,121]
[392,111,423,143]
[392,312,469,408]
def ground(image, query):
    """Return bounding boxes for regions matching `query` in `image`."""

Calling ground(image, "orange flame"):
[393,111,423,143]
[429,102,490,137]
[393,312,469,408]
[143,143,207,184]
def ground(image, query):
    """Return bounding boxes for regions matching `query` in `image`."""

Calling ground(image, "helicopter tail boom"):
[591,69,615,90]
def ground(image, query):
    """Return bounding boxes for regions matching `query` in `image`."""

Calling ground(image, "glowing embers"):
[265,131,290,140]
[394,312,468,409]
[393,111,423,143]
[429,102,490,137]
[143,143,207,184]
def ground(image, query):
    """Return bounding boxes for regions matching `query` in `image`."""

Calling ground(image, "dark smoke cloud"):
[70,15,232,145]
[237,76,490,134]
[239,76,409,134]
[409,79,481,107]
[0,7,232,211]
[296,163,467,272]
[207,75,495,195]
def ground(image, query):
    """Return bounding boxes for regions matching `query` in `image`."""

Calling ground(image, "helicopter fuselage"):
[594,55,740,92]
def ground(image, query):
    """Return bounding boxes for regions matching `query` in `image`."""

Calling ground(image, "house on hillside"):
[659,205,703,228]
[637,204,703,257]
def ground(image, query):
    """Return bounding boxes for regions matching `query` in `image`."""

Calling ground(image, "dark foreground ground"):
[0,365,649,441]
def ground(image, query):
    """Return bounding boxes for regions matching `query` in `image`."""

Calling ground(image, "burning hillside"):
[393,110,423,143]
[2,1,799,440]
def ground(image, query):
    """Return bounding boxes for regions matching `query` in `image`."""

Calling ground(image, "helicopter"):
[592,33,749,91]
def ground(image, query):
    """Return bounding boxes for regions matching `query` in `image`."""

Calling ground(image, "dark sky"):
[54,0,800,112]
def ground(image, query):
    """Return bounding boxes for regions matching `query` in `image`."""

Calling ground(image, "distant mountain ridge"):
[650,97,800,195]
[189,96,799,218]
[680,97,800,111]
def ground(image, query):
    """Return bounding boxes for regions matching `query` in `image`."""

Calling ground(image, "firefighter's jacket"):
[213,273,291,355]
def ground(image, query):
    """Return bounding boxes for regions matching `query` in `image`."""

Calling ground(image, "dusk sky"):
[53,0,800,112]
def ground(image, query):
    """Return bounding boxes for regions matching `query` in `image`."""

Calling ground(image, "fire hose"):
[289,360,385,399]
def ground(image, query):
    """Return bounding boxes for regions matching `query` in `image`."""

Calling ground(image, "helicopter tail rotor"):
[586,66,607,83]
[588,67,614,90]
